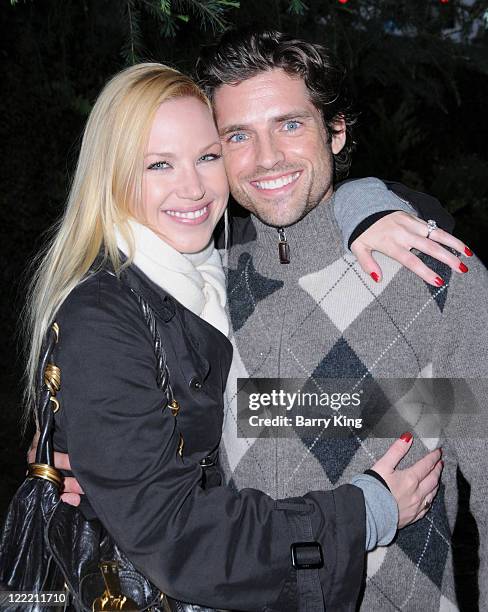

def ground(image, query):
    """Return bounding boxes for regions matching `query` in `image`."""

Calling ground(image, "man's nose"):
[255,134,285,169]
[176,166,206,201]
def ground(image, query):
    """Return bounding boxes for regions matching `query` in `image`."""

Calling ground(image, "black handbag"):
[0,293,225,612]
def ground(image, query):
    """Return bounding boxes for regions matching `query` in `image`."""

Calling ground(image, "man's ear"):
[331,117,346,155]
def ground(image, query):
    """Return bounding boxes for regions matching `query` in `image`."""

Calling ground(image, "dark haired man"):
[196,30,488,612]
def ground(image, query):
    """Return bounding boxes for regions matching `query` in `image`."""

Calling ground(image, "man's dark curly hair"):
[195,29,358,180]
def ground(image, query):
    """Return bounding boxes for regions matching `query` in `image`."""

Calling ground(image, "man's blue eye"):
[284,121,301,131]
[228,133,248,143]
[148,161,170,170]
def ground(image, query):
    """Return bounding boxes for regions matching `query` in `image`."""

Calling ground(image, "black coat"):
[52,261,366,611]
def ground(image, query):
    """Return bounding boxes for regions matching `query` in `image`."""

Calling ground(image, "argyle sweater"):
[220,198,488,612]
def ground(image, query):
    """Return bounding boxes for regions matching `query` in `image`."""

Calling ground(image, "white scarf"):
[115,219,229,337]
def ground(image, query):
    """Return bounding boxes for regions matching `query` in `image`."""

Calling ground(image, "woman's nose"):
[176,167,206,201]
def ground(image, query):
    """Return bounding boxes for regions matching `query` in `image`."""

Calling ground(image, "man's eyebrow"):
[218,124,249,136]
[273,111,314,123]
[218,111,314,136]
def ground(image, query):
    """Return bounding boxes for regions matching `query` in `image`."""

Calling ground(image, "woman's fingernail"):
[464,247,473,257]
[434,277,445,287]
[400,432,413,443]
[459,263,468,273]
[370,272,379,282]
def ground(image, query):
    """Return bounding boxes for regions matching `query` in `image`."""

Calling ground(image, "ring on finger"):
[426,220,438,239]
[423,499,431,511]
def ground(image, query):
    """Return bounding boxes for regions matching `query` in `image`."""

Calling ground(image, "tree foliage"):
[1,0,487,373]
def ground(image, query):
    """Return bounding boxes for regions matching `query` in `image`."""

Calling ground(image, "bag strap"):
[29,322,63,488]
[132,291,174,402]
[30,293,172,488]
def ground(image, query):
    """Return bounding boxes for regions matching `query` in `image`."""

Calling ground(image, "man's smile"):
[250,170,302,193]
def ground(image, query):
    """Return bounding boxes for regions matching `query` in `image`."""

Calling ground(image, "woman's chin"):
[174,235,214,255]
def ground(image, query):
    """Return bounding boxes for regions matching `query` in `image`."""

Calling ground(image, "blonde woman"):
[22,64,442,610]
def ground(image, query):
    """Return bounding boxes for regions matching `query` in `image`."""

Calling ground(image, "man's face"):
[213,68,346,227]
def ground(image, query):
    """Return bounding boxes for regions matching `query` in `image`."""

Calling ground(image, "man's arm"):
[430,254,488,610]
[335,177,455,248]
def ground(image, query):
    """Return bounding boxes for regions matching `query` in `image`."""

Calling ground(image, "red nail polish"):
[370,272,379,282]
[464,247,473,257]
[400,432,413,443]
[459,262,468,273]
[434,277,445,287]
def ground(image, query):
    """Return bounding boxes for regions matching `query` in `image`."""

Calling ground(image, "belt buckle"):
[291,542,324,570]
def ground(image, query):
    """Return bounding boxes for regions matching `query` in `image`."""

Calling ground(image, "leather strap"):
[275,501,324,612]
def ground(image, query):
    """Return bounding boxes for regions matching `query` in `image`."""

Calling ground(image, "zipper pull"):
[278,227,290,264]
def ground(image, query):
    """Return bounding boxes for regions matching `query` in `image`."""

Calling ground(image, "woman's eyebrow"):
[145,141,221,158]
[144,151,175,158]
[197,141,222,154]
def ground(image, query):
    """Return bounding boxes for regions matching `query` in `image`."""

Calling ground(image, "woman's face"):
[138,96,228,253]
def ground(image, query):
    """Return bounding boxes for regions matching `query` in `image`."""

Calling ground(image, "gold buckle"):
[92,561,139,611]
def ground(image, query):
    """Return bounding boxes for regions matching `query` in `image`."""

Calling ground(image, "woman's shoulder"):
[56,268,143,331]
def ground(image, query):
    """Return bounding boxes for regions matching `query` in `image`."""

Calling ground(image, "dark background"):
[1,1,487,609]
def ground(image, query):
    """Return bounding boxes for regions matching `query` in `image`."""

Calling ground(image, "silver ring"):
[426,220,438,239]
[423,499,431,511]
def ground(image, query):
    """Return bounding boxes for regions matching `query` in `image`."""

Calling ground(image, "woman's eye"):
[228,133,248,143]
[199,153,222,162]
[147,161,170,170]
[283,120,301,132]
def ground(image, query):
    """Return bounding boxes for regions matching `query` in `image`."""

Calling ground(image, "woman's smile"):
[163,201,212,224]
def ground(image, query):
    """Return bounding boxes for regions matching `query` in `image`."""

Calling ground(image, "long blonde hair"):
[23,63,209,423]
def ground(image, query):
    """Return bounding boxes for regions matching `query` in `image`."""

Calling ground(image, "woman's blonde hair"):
[23,63,209,423]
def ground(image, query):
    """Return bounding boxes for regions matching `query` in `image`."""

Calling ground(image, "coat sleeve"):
[54,274,366,611]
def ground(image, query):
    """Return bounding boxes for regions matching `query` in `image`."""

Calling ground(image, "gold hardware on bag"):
[45,363,61,395]
[52,321,60,342]
[177,433,184,457]
[49,397,60,413]
[44,329,61,412]
[92,561,139,611]
[28,463,63,490]
[169,399,180,416]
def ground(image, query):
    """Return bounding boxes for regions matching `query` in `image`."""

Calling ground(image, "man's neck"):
[248,194,344,266]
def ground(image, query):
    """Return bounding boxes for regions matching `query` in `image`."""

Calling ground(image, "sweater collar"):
[249,194,345,265]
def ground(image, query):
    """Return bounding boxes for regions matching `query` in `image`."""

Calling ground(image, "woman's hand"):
[372,433,443,529]
[351,211,473,287]
[27,441,83,506]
